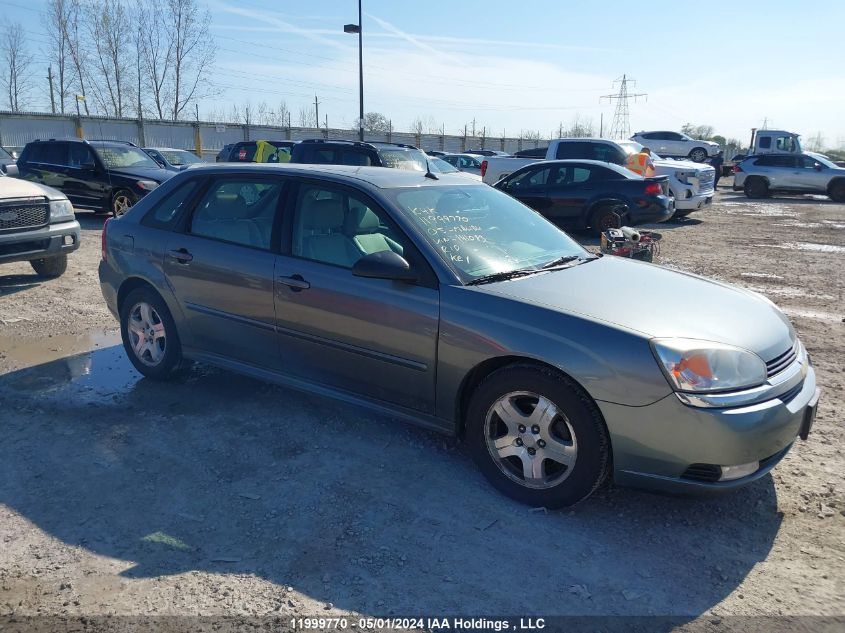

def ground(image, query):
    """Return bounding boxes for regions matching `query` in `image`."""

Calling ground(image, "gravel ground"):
[0,182,843,630]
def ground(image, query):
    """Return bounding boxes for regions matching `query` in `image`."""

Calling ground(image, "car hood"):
[472,256,794,362]
[108,166,174,182]
[0,175,67,201]
[653,158,714,173]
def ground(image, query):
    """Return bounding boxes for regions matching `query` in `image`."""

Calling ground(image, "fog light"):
[719,461,759,481]
[63,235,74,245]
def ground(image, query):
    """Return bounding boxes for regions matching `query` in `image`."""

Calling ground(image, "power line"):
[600,74,647,140]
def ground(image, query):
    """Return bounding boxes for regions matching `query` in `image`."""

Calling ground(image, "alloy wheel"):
[127,302,167,366]
[113,194,132,216]
[484,391,577,489]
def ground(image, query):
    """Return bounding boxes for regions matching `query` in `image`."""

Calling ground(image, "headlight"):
[136,180,159,191]
[48,198,75,222]
[651,338,767,392]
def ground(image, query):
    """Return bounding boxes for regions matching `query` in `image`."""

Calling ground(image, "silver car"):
[441,153,483,176]
[734,153,845,201]
[98,164,819,507]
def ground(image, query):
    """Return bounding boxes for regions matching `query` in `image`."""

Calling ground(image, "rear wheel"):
[466,364,610,508]
[829,180,845,203]
[590,205,623,236]
[688,148,708,163]
[120,287,183,380]
[30,254,67,278]
[744,177,769,199]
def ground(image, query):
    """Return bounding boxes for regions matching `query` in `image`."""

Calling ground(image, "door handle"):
[167,248,193,263]
[277,274,310,291]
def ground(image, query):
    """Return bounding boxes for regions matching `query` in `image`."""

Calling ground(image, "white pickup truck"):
[480,138,715,216]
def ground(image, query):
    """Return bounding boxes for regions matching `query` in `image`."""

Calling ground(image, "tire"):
[466,364,611,508]
[120,287,183,380]
[589,205,623,236]
[688,148,708,163]
[30,254,67,278]
[829,180,845,203]
[744,177,769,199]
[111,189,137,217]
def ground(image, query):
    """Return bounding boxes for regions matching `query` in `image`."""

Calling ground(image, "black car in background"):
[16,139,173,216]
[290,139,428,170]
[215,140,296,163]
[494,159,674,234]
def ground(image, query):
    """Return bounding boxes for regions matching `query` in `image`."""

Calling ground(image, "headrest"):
[303,198,344,230]
[355,208,380,232]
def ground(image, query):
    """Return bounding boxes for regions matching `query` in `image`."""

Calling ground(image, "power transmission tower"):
[600,74,647,140]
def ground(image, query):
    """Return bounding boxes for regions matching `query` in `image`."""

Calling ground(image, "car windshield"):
[161,150,201,166]
[93,144,160,169]
[430,157,459,173]
[378,148,427,171]
[385,184,588,282]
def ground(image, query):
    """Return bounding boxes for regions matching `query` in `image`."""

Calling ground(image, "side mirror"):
[4,164,19,177]
[352,250,417,282]
[11,151,18,160]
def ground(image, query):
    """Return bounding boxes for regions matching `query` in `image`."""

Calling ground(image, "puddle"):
[0,330,141,400]
[756,242,845,254]
[781,307,843,323]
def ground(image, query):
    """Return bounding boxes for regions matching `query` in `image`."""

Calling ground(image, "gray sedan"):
[98,164,819,507]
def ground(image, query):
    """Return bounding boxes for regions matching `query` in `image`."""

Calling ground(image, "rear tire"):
[829,180,845,203]
[120,287,183,380]
[466,364,610,508]
[688,148,708,163]
[744,177,769,199]
[30,254,67,278]
[589,205,623,236]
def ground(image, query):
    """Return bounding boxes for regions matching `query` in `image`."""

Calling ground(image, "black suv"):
[290,139,428,170]
[16,139,173,216]
[215,140,296,163]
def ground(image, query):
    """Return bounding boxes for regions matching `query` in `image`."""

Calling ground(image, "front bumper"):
[0,219,80,264]
[598,365,818,494]
[674,190,714,211]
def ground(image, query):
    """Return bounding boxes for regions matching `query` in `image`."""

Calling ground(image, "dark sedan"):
[494,160,674,234]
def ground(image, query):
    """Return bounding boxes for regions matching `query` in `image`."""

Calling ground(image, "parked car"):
[441,153,483,176]
[99,163,818,507]
[16,139,173,216]
[216,140,296,163]
[429,156,483,181]
[733,153,845,201]
[465,149,509,157]
[0,167,79,277]
[494,159,673,233]
[0,146,17,174]
[481,139,715,216]
[290,139,428,171]
[143,147,203,171]
[630,131,720,163]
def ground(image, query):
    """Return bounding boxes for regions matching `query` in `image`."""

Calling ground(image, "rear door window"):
[41,143,69,166]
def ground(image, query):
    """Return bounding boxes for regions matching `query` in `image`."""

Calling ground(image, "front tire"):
[466,364,610,508]
[744,177,769,199]
[120,287,183,380]
[30,254,67,278]
[829,180,845,203]
[688,148,708,163]
[112,189,137,217]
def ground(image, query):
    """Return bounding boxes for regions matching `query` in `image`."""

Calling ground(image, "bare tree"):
[298,106,315,127]
[62,0,90,114]
[137,0,173,119]
[274,100,290,127]
[410,116,424,136]
[45,0,72,112]
[165,0,215,120]
[1,21,35,112]
[86,0,133,117]
[563,113,594,138]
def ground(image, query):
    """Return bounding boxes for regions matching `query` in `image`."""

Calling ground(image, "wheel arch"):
[826,176,845,195]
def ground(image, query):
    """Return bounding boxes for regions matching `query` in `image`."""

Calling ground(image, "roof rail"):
[87,139,138,147]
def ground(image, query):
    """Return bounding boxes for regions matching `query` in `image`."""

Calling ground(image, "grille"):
[698,171,715,193]
[766,344,797,378]
[0,198,49,233]
[0,239,49,256]
[682,463,721,483]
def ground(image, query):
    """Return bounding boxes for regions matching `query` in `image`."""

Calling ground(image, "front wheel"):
[466,364,610,508]
[120,287,183,380]
[112,189,137,217]
[744,178,769,199]
[30,254,67,278]
[688,148,708,163]
[829,180,845,203]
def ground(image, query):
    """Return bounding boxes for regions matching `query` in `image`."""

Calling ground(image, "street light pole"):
[344,1,364,141]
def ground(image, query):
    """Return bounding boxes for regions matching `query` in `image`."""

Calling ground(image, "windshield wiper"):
[466,268,541,286]
[541,255,581,269]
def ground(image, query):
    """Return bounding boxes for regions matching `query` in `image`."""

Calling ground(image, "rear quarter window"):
[141,179,202,229]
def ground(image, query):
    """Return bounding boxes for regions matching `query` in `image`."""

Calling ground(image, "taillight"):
[644,182,662,196]
[733,164,742,173]
[480,160,488,177]
[101,217,110,261]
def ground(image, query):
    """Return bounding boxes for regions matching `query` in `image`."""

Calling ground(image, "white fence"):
[0,111,546,160]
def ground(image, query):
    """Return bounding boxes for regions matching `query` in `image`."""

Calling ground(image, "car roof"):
[183,163,483,189]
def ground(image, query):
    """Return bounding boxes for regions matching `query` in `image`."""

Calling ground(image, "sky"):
[5,0,845,147]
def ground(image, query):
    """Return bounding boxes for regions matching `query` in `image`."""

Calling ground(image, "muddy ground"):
[0,181,843,630]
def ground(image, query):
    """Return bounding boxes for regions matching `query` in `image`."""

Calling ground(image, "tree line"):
[1,0,214,120]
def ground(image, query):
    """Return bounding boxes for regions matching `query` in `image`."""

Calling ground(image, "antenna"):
[600,74,647,140]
